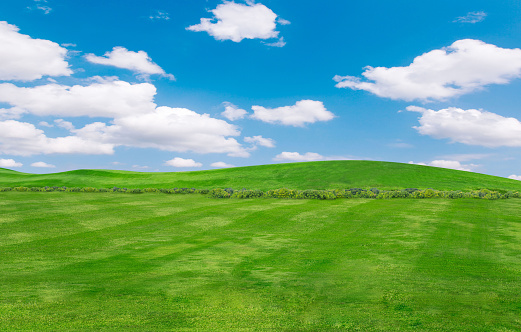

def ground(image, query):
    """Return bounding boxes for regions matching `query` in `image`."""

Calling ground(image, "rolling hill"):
[1,160,521,191]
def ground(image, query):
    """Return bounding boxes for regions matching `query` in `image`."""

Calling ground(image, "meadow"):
[1,161,521,330]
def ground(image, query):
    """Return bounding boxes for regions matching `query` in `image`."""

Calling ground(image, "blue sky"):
[1,0,521,179]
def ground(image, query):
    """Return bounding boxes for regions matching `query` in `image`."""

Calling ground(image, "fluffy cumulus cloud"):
[221,102,248,121]
[244,135,275,148]
[409,160,477,172]
[0,21,71,81]
[334,39,521,101]
[251,100,334,127]
[0,80,157,118]
[508,175,521,181]
[211,161,235,168]
[0,20,253,160]
[454,11,487,23]
[85,47,174,80]
[164,157,202,168]
[0,158,22,168]
[0,120,115,156]
[73,107,249,157]
[31,161,55,168]
[187,1,287,43]
[273,152,324,162]
[407,106,521,147]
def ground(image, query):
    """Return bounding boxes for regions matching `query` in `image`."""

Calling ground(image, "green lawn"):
[2,160,521,191]
[1,192,520,330]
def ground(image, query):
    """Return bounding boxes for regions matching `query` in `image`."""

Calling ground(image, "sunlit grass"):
[2,160,521,191]
[1,192,521,330]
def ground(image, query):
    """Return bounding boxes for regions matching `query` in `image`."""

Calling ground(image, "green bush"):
[2,185,520,201]
[81,187,99,193]
[208,188,231,198]
[231,189,264,199]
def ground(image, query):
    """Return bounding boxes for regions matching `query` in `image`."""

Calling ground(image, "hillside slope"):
[1,160,521,191]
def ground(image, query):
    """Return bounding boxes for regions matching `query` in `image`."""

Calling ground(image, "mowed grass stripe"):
[1,193,521,330]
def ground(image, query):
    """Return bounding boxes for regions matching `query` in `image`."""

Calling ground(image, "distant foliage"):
[1,185,518,201]
[208,188,231,198]
[231,189,265,199]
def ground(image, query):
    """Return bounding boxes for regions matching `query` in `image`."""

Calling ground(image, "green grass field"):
[2,160,521,191]
[1,192,521,331]
[2,161,521,330]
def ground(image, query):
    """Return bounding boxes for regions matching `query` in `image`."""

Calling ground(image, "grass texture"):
[2,160,521,191]
[1,192,521,331]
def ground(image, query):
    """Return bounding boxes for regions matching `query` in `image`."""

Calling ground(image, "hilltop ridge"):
[1,160,521,191]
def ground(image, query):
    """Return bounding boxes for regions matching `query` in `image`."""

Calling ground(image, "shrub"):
[370,188,380,195]
[231,189,264,199]
[81,187,99,193]
[356,190,376,198]
[127,188,144,194]
[208,188,231,198]
[423,189,437,198]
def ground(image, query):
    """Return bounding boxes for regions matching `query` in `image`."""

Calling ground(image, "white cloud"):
[251,100,334,127]
[264,37,286,47]
[0,107,24,120]
[31,161,55,168]
[454,11,487,23]
[277,18,291,25]
[187,1,286,43]
[407,106,521,147]
[149,10,170,21]
[409,160,477,172]
[165,157,203,168]
[85,47,174,80]
[0,21,71,81]
[221,102,247,120]
[38,121,53,127]
[0,120,115,156]
[0,80,157,118]
[211,161,235,168]
[132,165,149,169]
[334,39,521,101]
[273,152,324,162]
[35,5,52,14]
[0,158,22,168]
[54,119,75,131]
[244,135,275,148]
[508,175,521,181]
[73,106,250,157]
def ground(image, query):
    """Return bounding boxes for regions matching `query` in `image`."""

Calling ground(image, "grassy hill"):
[3,160,521,330]
[1,160,521,191]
